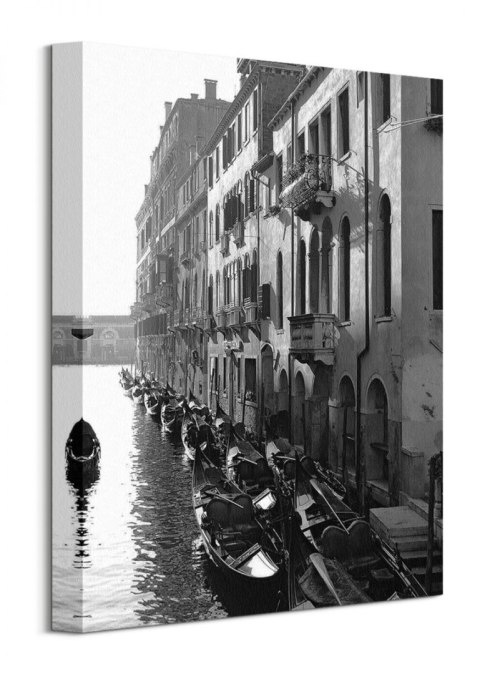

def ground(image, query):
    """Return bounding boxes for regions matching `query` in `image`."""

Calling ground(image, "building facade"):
[132,81,230,390]
[258,67,442,508]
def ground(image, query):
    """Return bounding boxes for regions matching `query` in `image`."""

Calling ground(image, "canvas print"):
[52,43,443,632]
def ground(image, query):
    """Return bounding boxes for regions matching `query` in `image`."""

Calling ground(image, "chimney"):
[204,79,217,100]
[164,101,172,120]
[191,93,199,100]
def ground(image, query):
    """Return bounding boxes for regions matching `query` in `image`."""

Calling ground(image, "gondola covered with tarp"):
[65,418,101,473]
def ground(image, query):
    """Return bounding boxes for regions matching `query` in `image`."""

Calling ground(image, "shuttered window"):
[432,210,443,310]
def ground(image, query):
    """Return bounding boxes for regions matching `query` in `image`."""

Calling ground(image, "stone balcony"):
[203,314,215,333]
[243,302,258,324]
[280,154,334,220]
[216,309,227,330]
[156,282,174,307]
[220,233,230,256]
[288,313,338,365]
[227,306,243,328]
[233,221,244,247]
[141,292,157,314]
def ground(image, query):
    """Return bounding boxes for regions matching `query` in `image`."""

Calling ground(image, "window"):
[340,217,351,321]
[309,120,319,155]
[431,79,443,115]
[215,204,220,241]
[244,172,249,212]
[276,154,283,197]
[299,239,306,314]
[357,71,365,106]
[237,112,242,151]
[223,356,227,394]
[277,252,284,329]
[215,146,220,179]
[222,134,228,169]
[377,74,391,125]
[245,358,256,402]
[251,249,258,302]
[297,131,305,159]
[338,88,349,157]
[244,102,250,140]
[211,356,218,394]
[209,211,213,247]
[320,105,331,156]
[376,195,392,317]
[432,210,443,310]
[208,275,213,315]
[253,89,258,131]
[208,156,213,187]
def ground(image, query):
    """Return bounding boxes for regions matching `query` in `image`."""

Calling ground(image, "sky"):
[81,42,238,315]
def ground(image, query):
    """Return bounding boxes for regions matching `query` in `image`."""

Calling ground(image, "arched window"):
[223,267,229,306]
[244,173,249,215]
[209,210,213,247]
[215,204,220,242]
[215,271,220,310]
[193,273,198,308]
[377,195,392,317]
[201,271,205,310]
[236,258,242,306]
[277,251,284,329]
[320,218,333,313]
[251,249,258,302]
[208,274,214,315]
[339,216,351,321]
[243,253,251,302]
[184,278,190,310]
[299,239,306,314]
[309,230,320,313]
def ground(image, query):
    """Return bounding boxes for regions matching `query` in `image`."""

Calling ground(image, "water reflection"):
[53,365,275,632]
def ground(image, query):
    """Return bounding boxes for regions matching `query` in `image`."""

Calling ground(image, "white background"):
[0,1,478,672]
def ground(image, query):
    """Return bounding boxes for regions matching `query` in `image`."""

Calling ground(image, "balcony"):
[220,233,230,256]
[280,154,334,219]
[156,282,174,307]
[203,314,215,332]
[244,302,258,325]
[216,309,227,330]
[180,250,191,267]
[233,221,244,247]
[173,309,185,330]
[288,313,337,365]
[199,240,207,253]
[141,292,157,314]
[227,306,243,328]
[130,302,144,319]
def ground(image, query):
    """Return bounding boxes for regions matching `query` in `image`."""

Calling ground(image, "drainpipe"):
[288,99,296,444]
[356,72,370,515]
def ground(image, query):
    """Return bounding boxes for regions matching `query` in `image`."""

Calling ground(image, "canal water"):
[52,365,273,632]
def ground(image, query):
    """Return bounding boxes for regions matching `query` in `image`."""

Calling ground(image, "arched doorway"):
[339,376,356,475]
[366,378,389,489]
[277,369,289,438]
[320,218,333,313]
[261,345,274,434]
[309,229,320,313]
[293,371,306,446]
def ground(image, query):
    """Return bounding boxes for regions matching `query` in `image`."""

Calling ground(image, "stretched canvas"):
[52,42,443,632]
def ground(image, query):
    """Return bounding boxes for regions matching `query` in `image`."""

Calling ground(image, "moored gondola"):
[181,403,217,462]
[65,418,101,472]
[291,454,425,601]
[192,446,282,593]
[161,397,183,433]
[144,389,162,416]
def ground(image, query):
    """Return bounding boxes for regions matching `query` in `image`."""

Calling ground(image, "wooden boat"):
[181,405,216,462]
[144,389,161,416]
[192,446,281,591]
[227,430,274,497]
[286,514,370,610]
[131,385,145,405]
[161,398,183,433]
[292,455,425,601]
[65,418,101,471]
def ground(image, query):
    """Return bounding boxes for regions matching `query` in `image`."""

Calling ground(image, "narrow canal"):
[52,365,273,632]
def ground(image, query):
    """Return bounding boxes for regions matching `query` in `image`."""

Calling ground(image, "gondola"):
[131,385,145,405]
[192,446,282,592]
[181,404,216,462]
[161,397,183,433]
[292,454,425,601]
[144,389,161,416]
[286,514,370,610]
[65,418,101,472]
[227,429,275,497]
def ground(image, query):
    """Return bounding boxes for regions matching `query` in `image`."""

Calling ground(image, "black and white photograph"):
[52,44,443,632]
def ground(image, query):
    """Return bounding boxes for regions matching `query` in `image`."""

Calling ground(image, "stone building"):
[52,315,135,364]
[256,67,442,508]
[132,81,230,387]
[204,58,305,432]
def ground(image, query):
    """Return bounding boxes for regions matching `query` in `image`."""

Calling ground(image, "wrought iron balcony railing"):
[280,154,333,214]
